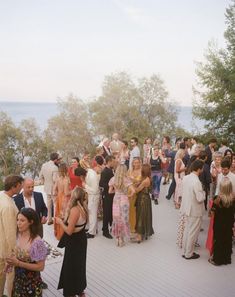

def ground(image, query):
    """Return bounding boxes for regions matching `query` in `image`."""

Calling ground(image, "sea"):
[0,101,205,133]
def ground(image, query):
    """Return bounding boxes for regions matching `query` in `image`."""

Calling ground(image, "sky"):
[0,0,231,106]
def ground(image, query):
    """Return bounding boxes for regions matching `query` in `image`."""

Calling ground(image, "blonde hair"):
[175,149,185,160]
[65,187,88,220]
[58,163,68,178]
[219,178,234,207]
[114,164,127,192]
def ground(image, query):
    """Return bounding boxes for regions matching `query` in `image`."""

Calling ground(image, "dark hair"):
[199,151,207,161]
[105,155,115,163]
[208,138,217,144]
[179,143,185,149]
[221,158,231,169]
[75,166,87,177]
[175,137,182,144]
[192,136,198,142]
[141,164,151,179]
[50,152,59,161]
[18,208,40,241]
[122,140,128,146]
[183,137,189,142]
[95,155,104,166]
[190,159,204,172]
[224,149,233,156]
[163,136,170,143]
[4,175,24,191]
[72,157,80,163]
[144,137,152,144]
[131,137,138,144]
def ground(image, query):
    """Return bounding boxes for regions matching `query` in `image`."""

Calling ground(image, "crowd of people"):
[0,133,235,297]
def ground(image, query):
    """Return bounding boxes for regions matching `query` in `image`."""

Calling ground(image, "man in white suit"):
[181,159,205,259]
[39,152,61,224]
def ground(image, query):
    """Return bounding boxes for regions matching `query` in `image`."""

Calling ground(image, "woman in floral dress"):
[6,207,48,297]
[109,164,135,247]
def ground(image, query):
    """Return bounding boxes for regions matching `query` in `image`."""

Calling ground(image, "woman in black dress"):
[209,178,235,266]
[55,187,88,297]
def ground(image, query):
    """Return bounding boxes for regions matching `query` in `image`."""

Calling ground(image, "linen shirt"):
[0,192,18,258]
[180,172,205,217]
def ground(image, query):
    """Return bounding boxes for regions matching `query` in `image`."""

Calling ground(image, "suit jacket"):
[14,191,48,219]
[99,167,114,196]
[39,160,58,194]
[180,172,205,217]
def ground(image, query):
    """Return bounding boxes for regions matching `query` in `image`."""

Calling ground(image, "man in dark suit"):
[14,178,48,237]
[14,178,48,289]
[99,155,116,239]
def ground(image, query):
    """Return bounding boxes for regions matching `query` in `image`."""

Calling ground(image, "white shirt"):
[23,194,36,210]
[129,146,140,169]
[85,168,101,195]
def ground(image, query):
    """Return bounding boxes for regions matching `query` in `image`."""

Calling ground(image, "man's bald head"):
[23,178,34,196]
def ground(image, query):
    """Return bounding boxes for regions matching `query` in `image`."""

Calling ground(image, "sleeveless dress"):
[12,239,48,297]
[54,176,71,240]
[135,187,154,239]
[58,215,87,296]
[174,159,185,207]
[109,177,132,240]
[128,172,141,233]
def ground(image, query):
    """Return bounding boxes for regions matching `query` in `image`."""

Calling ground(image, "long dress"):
[109,177,131,240]
[135,187,154,239]
[128,172,141,233]
[54,176,71,240]
[68,166,82,190]
[58,217,87,296]
[211,199,235,265]
[174,159,185,207]
[12,238,48,297]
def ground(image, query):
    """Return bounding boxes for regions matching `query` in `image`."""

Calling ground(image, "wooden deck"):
[39,185,235,297]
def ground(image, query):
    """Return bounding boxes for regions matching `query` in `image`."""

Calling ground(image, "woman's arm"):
[6,256,45,272]
[55,207,80,235]
[175,159,185,173]
[135,177,150,193]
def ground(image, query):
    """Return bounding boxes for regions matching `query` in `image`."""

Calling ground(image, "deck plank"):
[39,184,235,297]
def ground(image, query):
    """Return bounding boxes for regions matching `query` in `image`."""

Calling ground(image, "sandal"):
[208,258,218,266]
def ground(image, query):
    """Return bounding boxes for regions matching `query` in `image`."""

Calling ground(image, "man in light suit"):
[181,159,205,260]
[0,175,24,297]
[39,152,61,224]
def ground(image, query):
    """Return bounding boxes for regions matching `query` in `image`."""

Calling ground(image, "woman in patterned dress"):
[109,164,135,247]
[6,208,48,297]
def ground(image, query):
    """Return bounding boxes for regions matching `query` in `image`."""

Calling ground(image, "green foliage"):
[45,94,94,161]
[0,112,52,179]
[89,72,181,143]
[193,0,235,145]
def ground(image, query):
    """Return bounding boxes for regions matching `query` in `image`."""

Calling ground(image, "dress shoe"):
[86,233,95,239]
[184,253,200,260]
[154,199,158,205]
[103,233,113,239]
[165,195,170,200]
